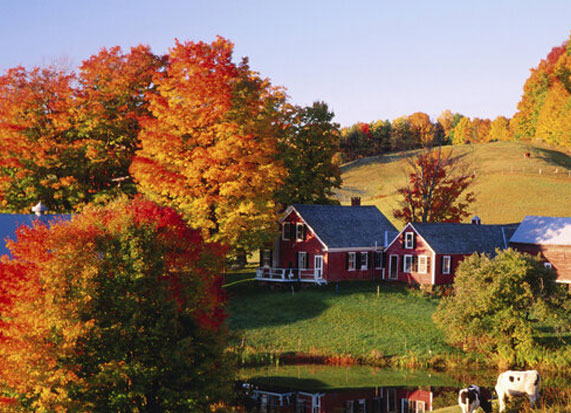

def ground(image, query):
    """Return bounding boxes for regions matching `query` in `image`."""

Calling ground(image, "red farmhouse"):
[256,202,397,285]
[384,217,518,285]
[509,215,571,285]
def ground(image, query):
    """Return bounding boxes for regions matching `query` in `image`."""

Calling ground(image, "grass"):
[226,273,456,361]
[337,141,571,228]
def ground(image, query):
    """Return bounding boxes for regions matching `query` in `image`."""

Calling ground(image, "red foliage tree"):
[393,147,476,223]
[0,196,229,411]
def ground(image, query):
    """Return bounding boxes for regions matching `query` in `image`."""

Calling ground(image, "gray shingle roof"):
[413,222,519,255]
[0,214,71,257]
[510,215,571,246]
[291,204,398,249]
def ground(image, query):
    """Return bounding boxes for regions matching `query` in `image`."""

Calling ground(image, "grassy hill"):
[336,141,571,228]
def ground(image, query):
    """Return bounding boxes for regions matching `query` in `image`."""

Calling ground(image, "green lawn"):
[226,276,455,359]
[338,141,571,228]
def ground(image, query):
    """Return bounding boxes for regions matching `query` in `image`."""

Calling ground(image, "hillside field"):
[336,141,571,228]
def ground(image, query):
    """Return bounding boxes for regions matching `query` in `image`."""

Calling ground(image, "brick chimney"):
[351,197,361,207]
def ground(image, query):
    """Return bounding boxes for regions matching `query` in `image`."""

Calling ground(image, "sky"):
[1,0,570,127]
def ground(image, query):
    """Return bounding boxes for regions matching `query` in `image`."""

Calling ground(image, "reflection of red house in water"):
[250,386,433,412]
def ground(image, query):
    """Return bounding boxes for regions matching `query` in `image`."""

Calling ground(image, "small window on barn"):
[544,262,552,269]
[360,252,368,270]
[403,255,413,273]
[296,223,305,241]
[262,249,272,267]
[282,222,291,241]
[347,252,356,271]
[442,256,451,274]
[404,232,414,249]
[374,251,383,269]
[297,251,308,269]
[418,255,428,273]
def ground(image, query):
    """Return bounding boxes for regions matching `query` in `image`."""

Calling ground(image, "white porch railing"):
[255,267,327,285]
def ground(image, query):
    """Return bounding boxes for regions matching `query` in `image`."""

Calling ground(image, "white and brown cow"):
[458,385,492,413]
[495,370,541,412]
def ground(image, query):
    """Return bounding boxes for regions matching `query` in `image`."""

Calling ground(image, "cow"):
[495,370,541,412]
[458,385,492,413]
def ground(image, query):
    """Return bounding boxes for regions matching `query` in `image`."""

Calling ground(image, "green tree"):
[276,101,342,206]
[433,249,571,367]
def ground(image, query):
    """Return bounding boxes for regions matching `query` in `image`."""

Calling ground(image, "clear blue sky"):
[1,0,569,127]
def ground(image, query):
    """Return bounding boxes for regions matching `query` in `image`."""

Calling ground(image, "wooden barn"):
[509,215,571,284]
[384,217,519,285]
[256,201,398,285]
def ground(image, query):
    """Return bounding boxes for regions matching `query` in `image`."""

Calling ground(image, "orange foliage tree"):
[0,46,164,214]
[130,37,286,255]
[0,196,229,412]
[393,147,476,223]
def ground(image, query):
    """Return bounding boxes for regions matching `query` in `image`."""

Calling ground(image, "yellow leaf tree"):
[130,38,286,255]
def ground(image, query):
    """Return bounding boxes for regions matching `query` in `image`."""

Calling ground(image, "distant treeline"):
[336,34,571,164]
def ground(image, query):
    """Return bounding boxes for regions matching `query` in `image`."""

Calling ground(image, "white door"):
[314,255,323,279]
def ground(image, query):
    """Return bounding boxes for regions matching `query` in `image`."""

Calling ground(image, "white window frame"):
[296,223,304,241]
[374,251,383,269]
[544,262,552,269]
[262,249,271,268]
[403,254,413,273]
[418,255,428,274]
[298,251,308,269]
[404,232,414,249]
[360,252,368,270]
[282,222,291,241]
[442,255,451,274]
[348,252,356,271]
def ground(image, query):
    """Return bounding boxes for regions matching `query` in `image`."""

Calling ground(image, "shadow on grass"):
[531,146,571,170]
[225,277,431,331]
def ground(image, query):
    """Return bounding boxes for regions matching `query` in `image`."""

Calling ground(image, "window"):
[404,232,414,249]
[374,251,384,269]
[296,223,305,241]
[544,262,552,269]
[347,252,356,271]
[442,255,451,274]
[418,255,428,273]
[360,252,368,270]
[297,251,308,269]
[403,255,413,273]
[282,222,291,240]
[262,249,271,267]
[403,400,425,413]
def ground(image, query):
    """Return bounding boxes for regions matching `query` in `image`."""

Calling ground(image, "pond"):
[235,364,571,412]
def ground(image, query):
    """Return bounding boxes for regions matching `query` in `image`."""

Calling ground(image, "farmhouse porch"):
[254,267,327,285]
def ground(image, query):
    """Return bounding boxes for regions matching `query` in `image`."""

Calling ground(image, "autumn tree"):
[0,46,163,213]
[0,66,78,212]
[0,196,230,412]
[276,101,342,206]
[437,110,463,144]
[433,249,571,367]
[511,35,571,149]
[390,116,415,150]
[74,45,165,203]
[489,116,511,141]
[130,37,285,255]
[393,146,476,223]
[451,117,476,145]
[408,112,435,146]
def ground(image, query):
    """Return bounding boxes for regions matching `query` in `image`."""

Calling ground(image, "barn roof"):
[510,215,571,246]
[289,204,398,249]
[0,214,71,257]
[412,222,519,255]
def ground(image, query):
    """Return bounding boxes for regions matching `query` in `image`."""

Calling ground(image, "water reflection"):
[239,365,459,413]
[242,384,446,413]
